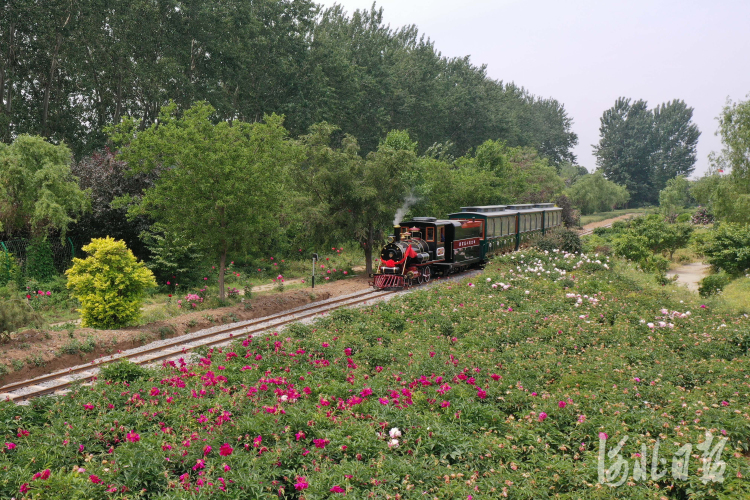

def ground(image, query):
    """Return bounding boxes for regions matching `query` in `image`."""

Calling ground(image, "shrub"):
[535,228,582,254]
[691,207,714,225]
[613,233,651,264]
[676,212,691,223]
[25,238,56,281]
[0,299,44,341]
[696,223,750,275]
[699,272,731,297]
[66,237,156,328]
[99,359,149,382]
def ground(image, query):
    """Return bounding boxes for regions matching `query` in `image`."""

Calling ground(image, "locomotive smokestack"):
[393,225,401,242]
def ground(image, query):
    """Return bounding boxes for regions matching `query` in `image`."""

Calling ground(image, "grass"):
[715,276,750,315]
[579,207,653,226]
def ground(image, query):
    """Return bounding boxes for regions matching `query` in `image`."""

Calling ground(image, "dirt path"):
[667,262,711,293]
[580,213,642,232]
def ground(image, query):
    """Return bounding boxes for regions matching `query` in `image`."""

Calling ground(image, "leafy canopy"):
[0,135,89,238]
[109,101,300,298]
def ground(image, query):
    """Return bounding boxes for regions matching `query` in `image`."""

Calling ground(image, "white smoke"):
[393,193,419,225]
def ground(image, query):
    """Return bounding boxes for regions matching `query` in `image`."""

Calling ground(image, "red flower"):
[89,475,102,484]
[26,294,31,299]
[219,443,234,456]
[20,483,29,493]
[330,485,345,493]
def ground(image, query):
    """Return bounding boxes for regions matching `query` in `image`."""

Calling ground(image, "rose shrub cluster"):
[1,250,748,498]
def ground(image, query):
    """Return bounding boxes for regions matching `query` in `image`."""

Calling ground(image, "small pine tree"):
[66,237,156,329]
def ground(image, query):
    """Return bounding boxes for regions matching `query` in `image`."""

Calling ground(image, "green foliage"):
[593,98,700,205]
[535,228,582,254]
[2,1,577,166]
[0,299,44,341]
[0,135,89,238]
[0,251,21,286]
[98,359,150,383]
[695,223,750,275]
[613,233,651,264]
[141,227,204,286]
[699,272,731,297]
[690,95,750,223]
[66,237,156,328]
[659,176,692,219]
[111,102,298,299]
[565,172,630,215]
[24,238,56,281]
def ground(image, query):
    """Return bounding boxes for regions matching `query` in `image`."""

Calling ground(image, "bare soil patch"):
[0,274,371,387]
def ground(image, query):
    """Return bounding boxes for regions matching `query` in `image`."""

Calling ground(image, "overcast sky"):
[315,0,750,176]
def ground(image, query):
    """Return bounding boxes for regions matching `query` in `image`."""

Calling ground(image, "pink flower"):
[599,432,608,440]
[6,442,16,450]
[313,438,328,449]
[20,483,29,493]
[294,478,309,490]
[46,291,51,296]
[331,485,346,493]
[558,401,566,409]
[344,347,352,356]
[295,431,306,441]
[531,392,538,396]
[538,412,547,421]
[224,464,231,472]
[89,475,102,484]
[203,445,212,455]
[219,443,234,456]
[126,431,140,443]
[578,414,586,423]
[721,401,729,406]
[441,400,450,408]
[343,271,348,275]
[32,469,51,480]
[83,403,94,410]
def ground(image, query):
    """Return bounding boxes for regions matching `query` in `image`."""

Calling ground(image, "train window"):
[439,226,445,242]
[426,227,435,242]
[401,227,408,235]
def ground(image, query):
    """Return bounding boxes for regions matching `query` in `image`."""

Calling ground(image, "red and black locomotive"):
[371,203,563,289]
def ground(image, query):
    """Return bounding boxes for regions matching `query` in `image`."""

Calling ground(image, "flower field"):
[1,250,749,499]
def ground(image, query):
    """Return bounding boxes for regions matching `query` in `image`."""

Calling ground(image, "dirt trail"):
[580,213,642,232]
[667,262,711,293]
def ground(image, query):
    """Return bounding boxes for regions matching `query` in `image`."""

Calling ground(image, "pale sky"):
[315,0,750,177]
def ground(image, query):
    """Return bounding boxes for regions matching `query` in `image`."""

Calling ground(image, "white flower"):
[280,395,288,402]
[525,290,530,295]
[388,439,400,448]
[647,323,655,328]
[486,278,492,282]
[389,427,402,439]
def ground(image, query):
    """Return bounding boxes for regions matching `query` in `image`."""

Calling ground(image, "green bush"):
[0,252,22,286]
[676,212,691,223]
[699,272,731,297]
[25,238,56,281]
[66,237,156,328]
[98,359,150,382]
[0,299,44,340]
[613,233,651,264]
[696,223,750,275]
[535,228,582,254]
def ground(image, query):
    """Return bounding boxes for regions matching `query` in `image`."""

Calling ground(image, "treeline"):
[0,0,577,163]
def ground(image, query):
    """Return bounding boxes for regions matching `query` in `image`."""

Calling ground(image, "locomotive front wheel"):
[423,266,431,282]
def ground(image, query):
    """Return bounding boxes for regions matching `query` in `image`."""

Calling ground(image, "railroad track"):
[0,288,398,403]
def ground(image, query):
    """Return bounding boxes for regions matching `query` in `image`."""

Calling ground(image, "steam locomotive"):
[371,203,562,289]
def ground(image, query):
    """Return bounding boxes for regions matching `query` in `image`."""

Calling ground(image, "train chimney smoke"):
[393,194,418,226]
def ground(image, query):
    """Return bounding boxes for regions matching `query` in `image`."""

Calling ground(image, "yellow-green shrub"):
[66,237,156,328]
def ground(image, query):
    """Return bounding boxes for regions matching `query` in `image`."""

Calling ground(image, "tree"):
[292,124,416,276]
[110,102,299,299]
[658,176,692,220]
[66,237,156,328]
[565,172,630,215]
[0,135,89,239]
[593,98,699,205]
[692,95,750,223]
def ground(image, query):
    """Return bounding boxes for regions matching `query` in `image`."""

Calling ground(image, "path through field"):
[667,261,711,292]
